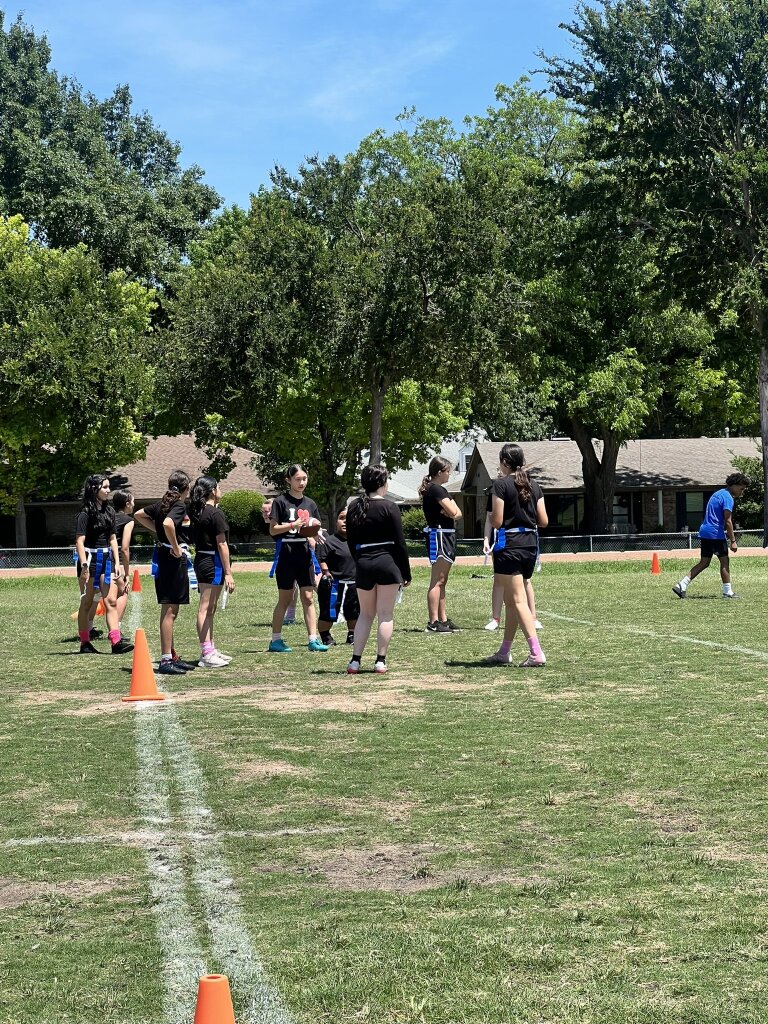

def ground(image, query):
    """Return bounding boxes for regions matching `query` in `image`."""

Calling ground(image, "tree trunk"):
[14,497,27,548]
[570,419,620,534]
[759,345,768,545]
[369,381,387,465]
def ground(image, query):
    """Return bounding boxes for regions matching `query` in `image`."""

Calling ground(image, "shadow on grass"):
[444,659,501,670]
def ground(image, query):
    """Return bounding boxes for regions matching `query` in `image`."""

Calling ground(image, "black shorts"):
[154,549,190,605]
[425,528,456,565]
[355,551,403,590]
[701,537,729,559]
[194,552,224,586]
[493,545,537,579]
[318,577,360,622]
[275,542,315,590]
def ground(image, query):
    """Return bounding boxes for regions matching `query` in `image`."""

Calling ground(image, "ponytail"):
[159,469,191,516]
[418,456,452,497]
[189,475,217,523]
[347,464,388,528]
[499,444,532,504]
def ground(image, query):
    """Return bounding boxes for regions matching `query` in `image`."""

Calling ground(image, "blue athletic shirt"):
[699,489,734,540]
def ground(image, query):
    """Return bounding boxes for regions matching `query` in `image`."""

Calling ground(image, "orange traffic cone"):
[194,974,236,1024]
[651,552,661,575]
[122,629,165,702]
[95,599,105,616]
[131,568,142,593]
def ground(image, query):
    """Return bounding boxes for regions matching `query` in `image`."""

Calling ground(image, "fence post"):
[688,532,693,549]
[589,534,594,553]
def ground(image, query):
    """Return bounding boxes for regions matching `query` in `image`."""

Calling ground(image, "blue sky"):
[7,1,577,210]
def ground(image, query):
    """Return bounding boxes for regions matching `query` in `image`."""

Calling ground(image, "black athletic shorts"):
[355,550,404,590]
[154,548,190,605]
[318,576,360,622]
[275,542,315,590]
[492,546,537,579]
[700,537,729,559]
[425,528,456,565]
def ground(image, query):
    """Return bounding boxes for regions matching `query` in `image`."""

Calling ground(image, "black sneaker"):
[159,660,187,675]
[346,631,355,644]
[79,641,99,654]
[672,583,686,599]
[321,632,337,646]
[425,621,451,633]
[172,657,198,671]
[111,639,134,654]
[444,619,461,632]
[89,628,104,640]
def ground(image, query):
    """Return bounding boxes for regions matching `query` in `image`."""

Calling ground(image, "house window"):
[683,492,705,531]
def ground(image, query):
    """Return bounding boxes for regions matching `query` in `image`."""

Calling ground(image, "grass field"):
[2,558,768,1024]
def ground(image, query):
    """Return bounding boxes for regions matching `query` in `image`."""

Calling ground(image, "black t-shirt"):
[75,506,115,548]
[346,497,411,583]
[270,493,320,535]
[317,533,356,580]
[114,512,133,547]
[422,482,454,529]
[491,475,544,548]
[144,500,189,546]
[194,504,229,551]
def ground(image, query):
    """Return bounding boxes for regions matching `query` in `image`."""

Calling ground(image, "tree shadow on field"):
[443,659,506,670]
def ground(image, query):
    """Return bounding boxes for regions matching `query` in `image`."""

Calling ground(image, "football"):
[298,518,322,538]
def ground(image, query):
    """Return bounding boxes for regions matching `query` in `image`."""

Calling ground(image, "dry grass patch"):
[621,791,701,836]
[0,874,132,909]
[228,757,313,782]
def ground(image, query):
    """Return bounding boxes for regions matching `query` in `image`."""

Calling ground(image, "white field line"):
[134,703,207,1024]
[128,589,143,635]
[541,611,768,661]
[161,702,293,1024]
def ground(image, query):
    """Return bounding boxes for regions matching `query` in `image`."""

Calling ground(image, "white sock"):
[723,583,733,595]
[161,652,172,662]
[308,633,318,642]
[271,632,281,642]
[680,576,691,590]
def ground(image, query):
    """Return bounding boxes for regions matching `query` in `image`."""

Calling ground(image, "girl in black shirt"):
[190,475,235,669]
[75,474,133,655]
[487,444,548,668]
[112,490,135,638]
[419,455,462,633]
[134,469,196,675]
[345,464,411,674]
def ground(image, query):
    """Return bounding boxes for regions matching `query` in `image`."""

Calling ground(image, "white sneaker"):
[484,618,500,631]
[519,653,546,668]
[374,660,388,674]
[214,649,232,663]
[534,619,543,630]
[200,651,230,668]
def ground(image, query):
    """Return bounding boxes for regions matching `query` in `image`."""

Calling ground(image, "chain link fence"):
[2,530,764,569]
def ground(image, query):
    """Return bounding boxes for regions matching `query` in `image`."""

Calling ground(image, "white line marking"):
[541,611,768,661]
[128,589,143,635]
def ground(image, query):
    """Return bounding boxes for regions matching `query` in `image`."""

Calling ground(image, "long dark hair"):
[159,469,191,516]
[189,475,218,523]
[285,464,306,491]
[347,464,388,528]
[499,444,532,504]
[418,455,452,497]
[81,473,115,531]
[112,489,132,513]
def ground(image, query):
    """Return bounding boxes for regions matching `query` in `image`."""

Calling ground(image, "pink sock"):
[79,630,90,643]
[499,640,511,656]
[528,635,543,658]
[201,641,214,656]
[108,629,121,646]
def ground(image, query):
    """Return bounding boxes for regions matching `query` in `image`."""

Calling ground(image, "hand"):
[80,566,89,580]
[403,580,411,588]
[171,546,182,559]
[730,541,738,553]
[225,573,235,593]
[321,571,333,581]
[482,541,491,555]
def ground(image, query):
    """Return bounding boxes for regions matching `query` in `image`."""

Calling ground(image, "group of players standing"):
[74,443,550,673]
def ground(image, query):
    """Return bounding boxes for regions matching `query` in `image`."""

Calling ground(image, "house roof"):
[386,441,468,502]
[463,437,760,492]
[111,434,270,500]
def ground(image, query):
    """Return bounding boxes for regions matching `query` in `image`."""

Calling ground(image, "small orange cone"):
[95,599,105,616]
[194,974,236,1024]
[131,568,142,593]
[651,552,661,575]
[122,629,165,702]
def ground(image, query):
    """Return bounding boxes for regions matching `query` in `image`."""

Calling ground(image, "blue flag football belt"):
[151,543,197,589]
[328,578,356,622]
[269,537,322,579]
[493,527,537,552]
[77,547,112,585]
[196,549,223,586]
[423,526,455,564]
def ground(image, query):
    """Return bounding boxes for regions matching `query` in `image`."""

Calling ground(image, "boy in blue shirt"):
[673,473,750,599]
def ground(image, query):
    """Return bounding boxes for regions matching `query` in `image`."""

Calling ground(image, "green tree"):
[218,490,265,541]
[545,0,768,531]
[731,453,764,530]
[0,216,155,542]
[0,13,219,282]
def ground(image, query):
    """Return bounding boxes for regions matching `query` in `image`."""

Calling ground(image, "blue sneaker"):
[268,638,292,653]
[308,638,329,652]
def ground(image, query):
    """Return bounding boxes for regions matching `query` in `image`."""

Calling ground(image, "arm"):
[535,497,548,529]
[438,496,462,521]
[269,520,303,537]
[216,531,235,591]
[724,509,737,551]
[163,518,182,558]
[483,512,493,554]
[491,494,504,531]
[391,508,412,584]
[121,521,134,576]
[133,508,156,535]
[110,531,121,579]
[75,534,87,575]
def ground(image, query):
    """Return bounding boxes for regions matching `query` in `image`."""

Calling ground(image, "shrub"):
[731,454,763,529]
[219,490,265,540]
[401,506,427,539]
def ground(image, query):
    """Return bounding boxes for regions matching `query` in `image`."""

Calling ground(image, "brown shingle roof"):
[465,437,760,491]
[111,435,270,500]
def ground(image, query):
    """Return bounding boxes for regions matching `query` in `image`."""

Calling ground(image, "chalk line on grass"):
[128,590,143,636]
[541,611,768,661]
[131,696,292,1024]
